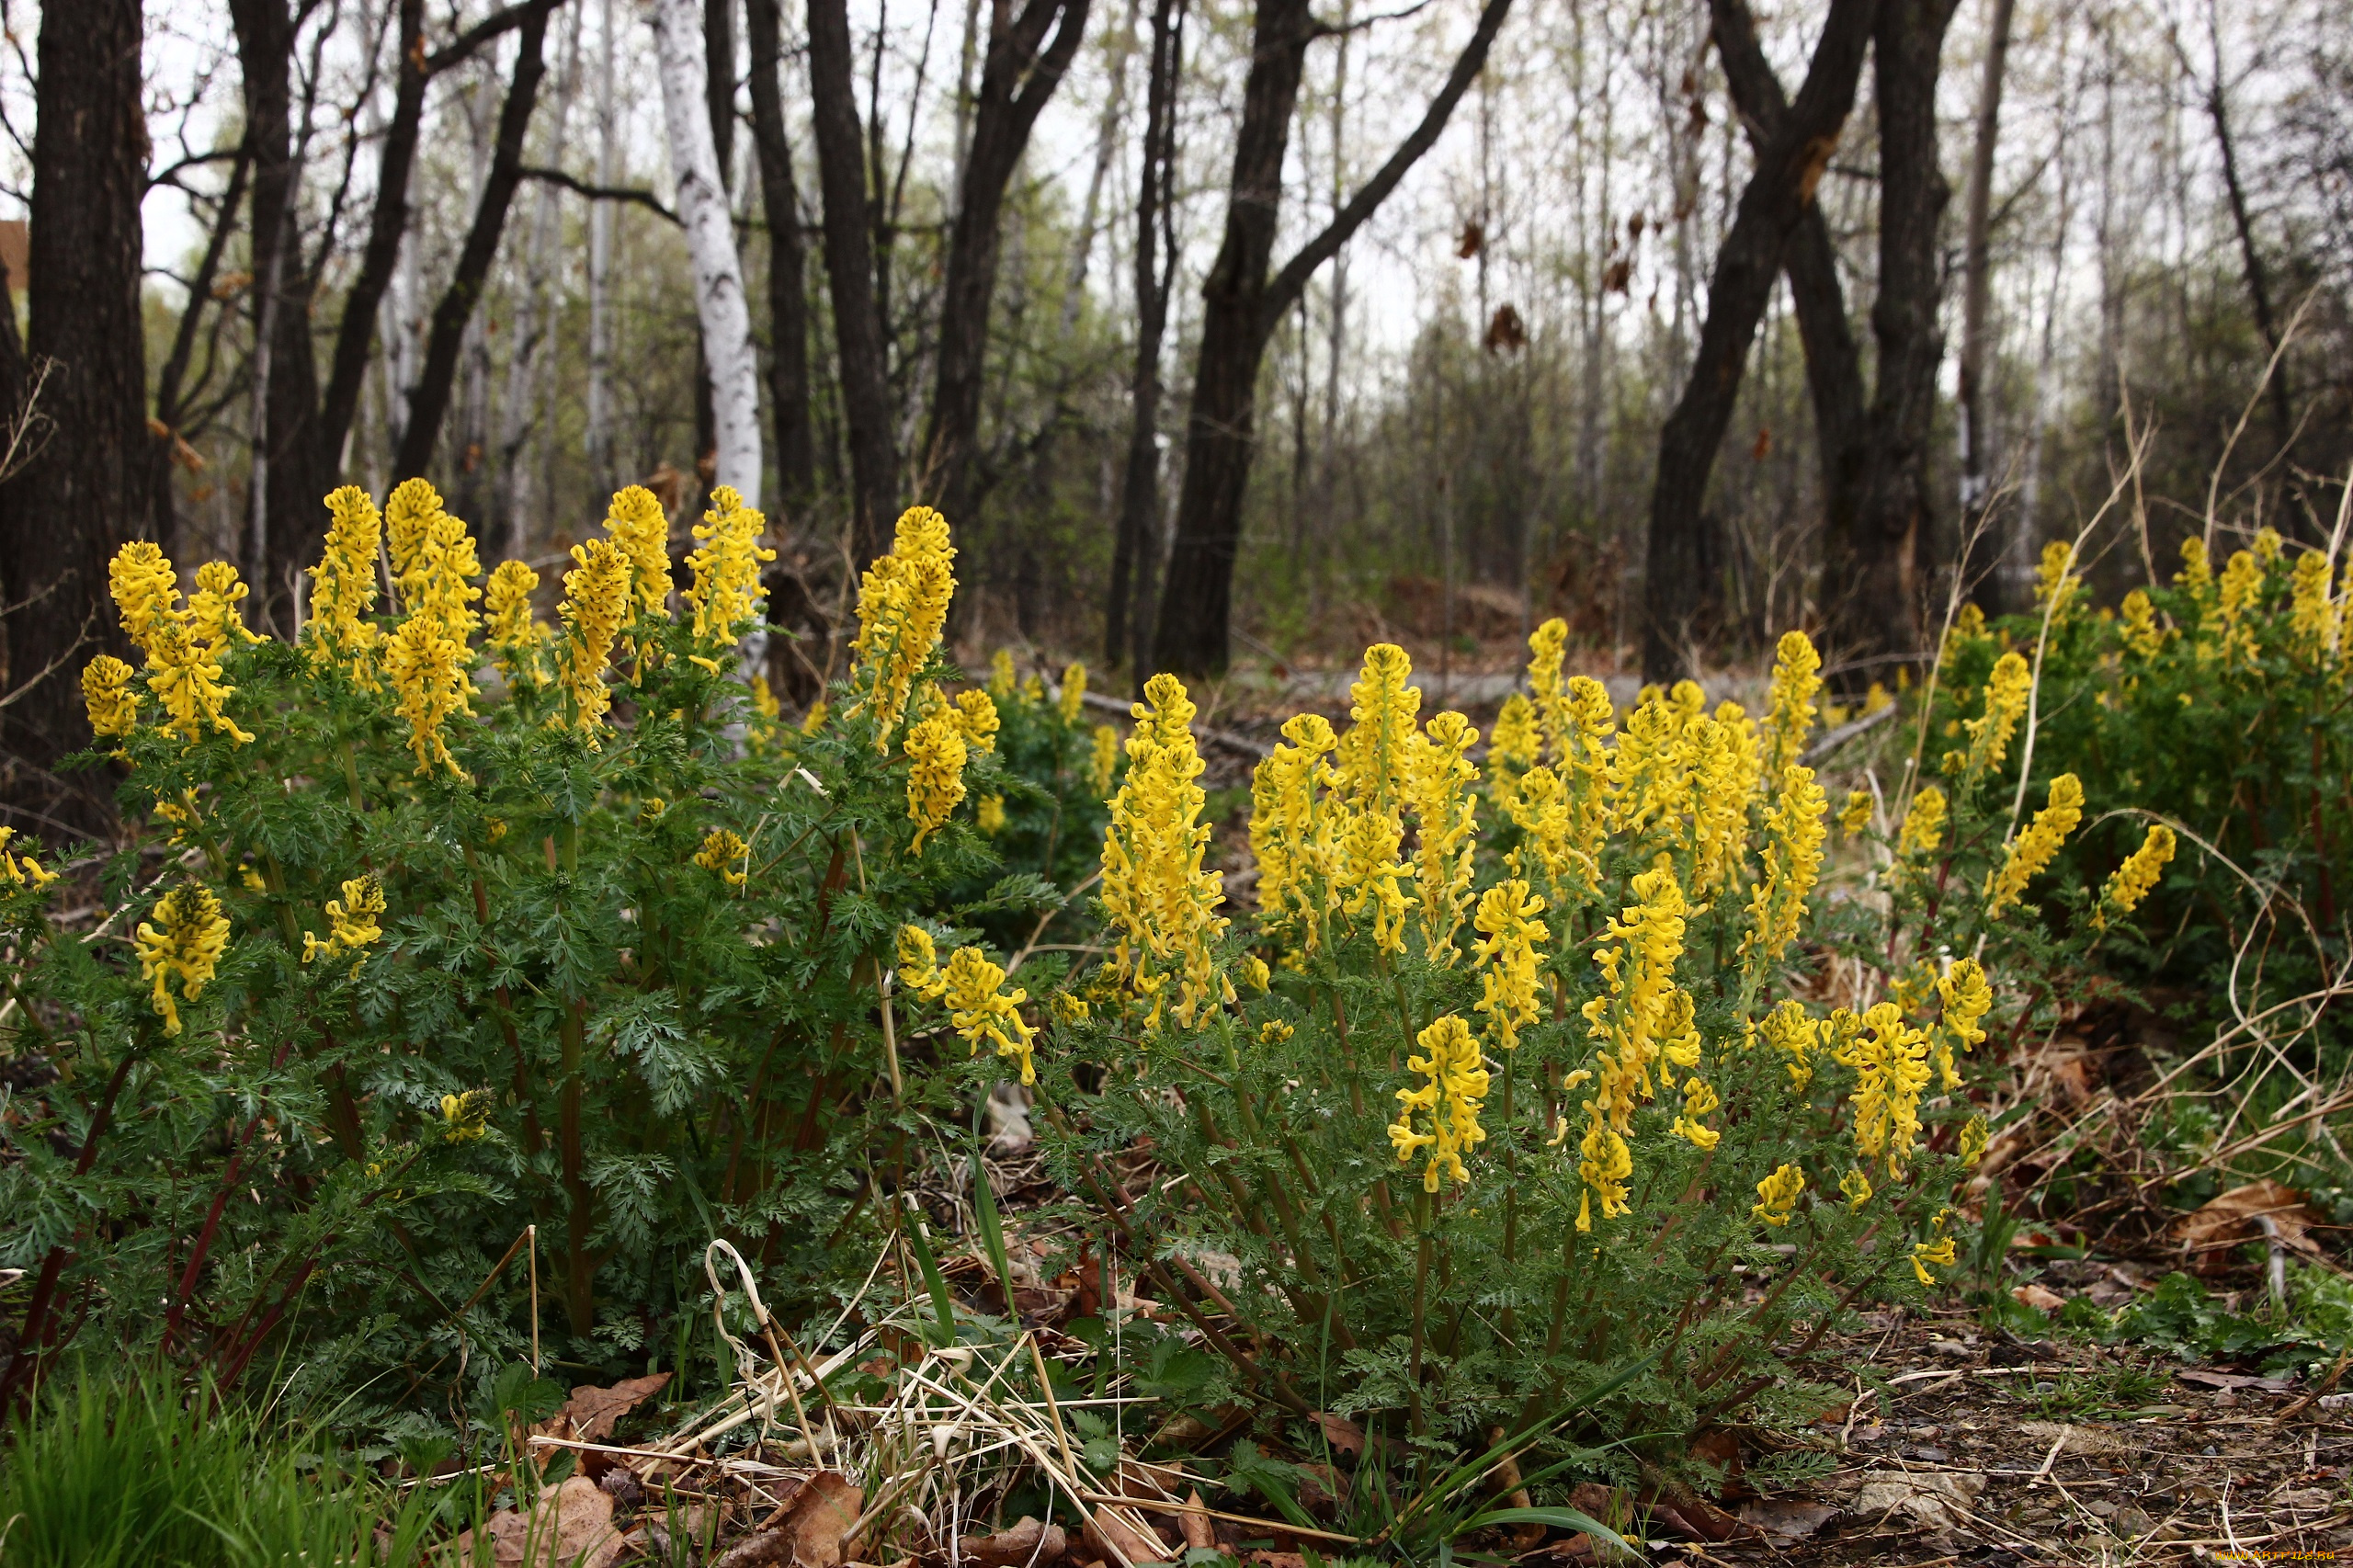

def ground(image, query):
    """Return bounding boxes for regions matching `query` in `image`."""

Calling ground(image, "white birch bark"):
[649,0,764,509]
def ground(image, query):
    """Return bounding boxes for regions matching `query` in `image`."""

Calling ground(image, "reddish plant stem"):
[2,1051,142,1410]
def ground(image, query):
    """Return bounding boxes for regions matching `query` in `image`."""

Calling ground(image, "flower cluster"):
[1470,880,1547,1052]
[683,486,774,667]
[558,538,632,738]
[0,826,59,890]
[847,506,956,747]
[309,486,385,687]
[1986,772,2086,918]
[302,875,386,967]
[483,561,552,689]
[2097,822,2177,929]
[915,944,1038,1085]
[904,712,970,850]
[695,828,751,888]
[1388,1014,1490,1191]
[1101,674,1229,1028]
[135,885,231,1036]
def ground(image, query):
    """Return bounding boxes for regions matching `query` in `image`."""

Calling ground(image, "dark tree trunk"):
[808,0,900,563]
[1956,0,2015,608]
[314,0,428,490]
[151,142,254,561]
[0,0,147,841]
[1641,0,1877,682]
[923,0,1093,534]
[1823,0,1961,676]
[392,0,559,483]
[1151,0,1514,676]
[746,0,817,514]
[1106,0,1183,673]
[2189,16,2294,463]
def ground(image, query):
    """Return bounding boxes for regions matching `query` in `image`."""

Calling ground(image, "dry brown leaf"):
[1851,1471,1984,1531]
[2176,1179,2326,1274]
[1178,1492,1214,1553]
[536,1371,671,1447]
[2012,1282,2069,1313]
[1310,1412,1364,1460]
[961,1516,1068,1568]
[1082,1505,1163,1568]
[1735,1500,1837,1541]
[783,1471,865,1568]
[712,1531,798,1568]
[455,1476,628,1568]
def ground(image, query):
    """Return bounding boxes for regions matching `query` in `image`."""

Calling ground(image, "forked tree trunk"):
[654,0,765,506]
[1640,0,1877,682]
[1152,0,1516,676]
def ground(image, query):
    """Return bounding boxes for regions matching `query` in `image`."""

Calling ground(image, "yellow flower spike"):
[1405,710,1481,956]
[988,649,1017,699]
[82,654,140,740]
[1471,880,1548,1052]
[1683,713,1754,899]
[938,945,1039,1085]
[2253,526,2284,565]
[847,507,958,749]
[639,798,667,824]
[692,828,750,889]
[1250,713,1342,952]
[1490,692,1539,778]
[2034,540,2080,617]
[557,537,632,739]
[1960,653,2031,786]
[1897,787,1948,858]
[1049,991,1090,1023]
[1582,862,1688,1132]
[1762,630,1822,781]
[440,1088,493,1142]
[977,795,1006,835]
[1840,1002,1933,1178]
[896,924,945,998]
[684,486,775,658]
[1241,953,1270,993]
[1838,790,1874,837]
[1505,764,1581,894]
[904,712,970,851]
[1258,1018,1293,1046]
[1336,643,1422,819]
[1757,998,1818,1090]
[108,541,181,659]
[1058,663,1087,725]
[1840,1168,1873,1210]
[0,826,60,890]
[1959,1117,1989,1167]
[1608,692,1688,838]
[383,477,445,588]
[1911,1232,1958,1287]
[1574,1103,1631,1226]
[2177,535,2216,609]
[389,484,483,645]
[2096,822,2177,929]
[1101,674,1230,1028]
[2217,549,2263,662]
[483,560,553,689]
[951,687,1001,753]
[134,884,230,1037]
[2289,551,2334,662]
[146,615,254,746]
[1932,958,1994,1091]
[303,874,386,965]
[385,613,472,776]
[603,484,676,629]
[1751,1163,1805,1226]
[1670,1074,1722,1150]
[2120,589,2165,660]
[308,486,386,687]
[188,562,261,657]
[800,699,828,735]
[1986,772,2085,918]
[1740,764,1826,983]
[1389,1014,1488,1192]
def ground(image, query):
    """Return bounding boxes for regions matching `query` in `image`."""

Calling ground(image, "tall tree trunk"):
[746,0,818,515]
[1639,0,1877,683]
[1152,0,1515,676]
[923,0,1093,534]
[1063,0,1140,335]
[654,0,765,507]
[392,0,558,483]
[1106,0,1182,671]
[1822,0,1961,676]
[586,0,620,495]
[152,142,255,561]
[1956,0,2015,608]
[0,0,147,840]
[808,0,901,562]
[499,0,582,558]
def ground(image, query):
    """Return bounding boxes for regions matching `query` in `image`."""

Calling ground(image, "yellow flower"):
[977,795,1006,835]
[1959,1117,1988,1167]
[1389,1014,1489,1192]
[0,826,60,890]
[1100,674,1230,1028]
[1960,653,2030,786]
[1051,991,1091,1023]
[135,884,230,1036]
[950,687,1000,753]
[2034,540,2080,618]
[2120,589,2165,659]
[1257,1017,1293,1045]
[108,541,181,658]
[694,828,750,888]
[1752,1163,1805,1226]
[2177,536,2215,606]
[1932,958,1992,1091]
[384,477,442,585]
[1670,1074,1722,1150]
[904,713,970,851]
[1058,663,1087,725]
[385,612,471,775]
[604,484,676,629]
[440,1088,493,1142]
[385,480,483,642]
[1526,617,1569,757]
[639,797,667,824]
[309,486,385,687]
[1471,880,1548,1052]
[1839,1002,1932,1178]
[847,506,957,747]
[483,560,553,689]
[1089,723,1120,800]
[1863,682,1892,715]
[1911,1231,1957,1287]
[1756,997,1820,1091]
[1898,786,1948,858]
[1575,864,1688,1213]
[1608,691,1687,839]
[1837,789,1873,837]
[2289,551,2334,662]
[1241,953,1270,992]
[988,648,1017,699]
[2217,549,2262,662]
[146,615,255,746]
[188,562,261,657]
[1763,630,1822,781]
[1840,1167,1874,1210]
[1487,691,1539,812]
[801,699,828,735]
[938,944,1039,1085]
[1406,710,1481,955]
[1023,673,1046,705]
[1739,764,1826,983]
[1986,772,2085,918]
[1251,713,1343,951]
[2096,822,2177,929]
[303,874,386,964]
[897,924,944,996]
[82,654,140,740]
[557,538,632,738]
[1574,1103,1631,1230]
[683,486,775,665]
[1336,643,1421,814]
